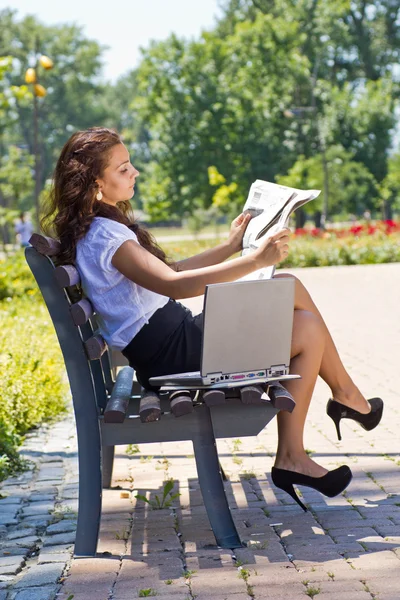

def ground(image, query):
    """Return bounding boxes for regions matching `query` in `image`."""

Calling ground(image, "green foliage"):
[0,422,28,481]
[0,252,68,481]
[2,1,400,224]
[280,235,400,268]
[277,145,379,218]
[305,586,321,598]
[131,13,309,220]
[0,146,34,209]
[185,206,223,236]
[380,153,400,216]
[126,444,140,455]
[162,232,400,267]
[105,0,400,223]
[0,55,31,132]
[0,250,42,301]
[0,9,108,191]
[135,479,180,510]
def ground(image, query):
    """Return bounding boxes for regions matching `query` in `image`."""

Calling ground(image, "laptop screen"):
[201,278,295,377]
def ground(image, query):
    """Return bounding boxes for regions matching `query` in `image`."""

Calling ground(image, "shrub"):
[278,235,400,269]
[162,233,400,268]
[0,252,68,482]
[0,250,41,301]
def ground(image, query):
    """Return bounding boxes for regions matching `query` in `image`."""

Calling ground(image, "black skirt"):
[122,299,203,390]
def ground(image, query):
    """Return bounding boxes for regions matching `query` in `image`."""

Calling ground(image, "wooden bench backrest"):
[25,239,111,414]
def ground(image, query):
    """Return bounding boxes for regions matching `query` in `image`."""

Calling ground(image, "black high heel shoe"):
[326,397,384,441]
[271,465,353,512]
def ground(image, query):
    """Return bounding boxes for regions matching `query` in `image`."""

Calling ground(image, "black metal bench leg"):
[102,444,115,489]
[192,405,242,549]
[74,421,102,557]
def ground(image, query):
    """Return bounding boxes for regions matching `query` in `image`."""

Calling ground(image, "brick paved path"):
[1,263,399,600]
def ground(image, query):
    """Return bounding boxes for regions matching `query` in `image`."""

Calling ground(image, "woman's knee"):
[291,309,324,356]
[274,272,304,296]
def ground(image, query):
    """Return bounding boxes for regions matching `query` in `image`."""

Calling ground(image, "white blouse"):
[76,217,169,349]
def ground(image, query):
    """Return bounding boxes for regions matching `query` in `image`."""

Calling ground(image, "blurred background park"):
[1,0,400,479]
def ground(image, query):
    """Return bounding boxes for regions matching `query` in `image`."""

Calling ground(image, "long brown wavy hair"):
[41,127,172,267]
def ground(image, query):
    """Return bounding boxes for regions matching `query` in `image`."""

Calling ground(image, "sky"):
[2,0,223,82]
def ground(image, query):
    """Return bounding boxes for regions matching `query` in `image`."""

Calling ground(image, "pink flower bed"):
[294,220,400,238]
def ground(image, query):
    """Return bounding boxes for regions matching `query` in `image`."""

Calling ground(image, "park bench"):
[25,234,295,557]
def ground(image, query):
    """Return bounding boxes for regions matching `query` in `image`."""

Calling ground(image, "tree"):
[277,145,379,222]
[130,12,310,220]
[0,145,34,209]
[220,0,400,85]
[0,9,111,193]
[380,152,400,218]
[0,55,31,244]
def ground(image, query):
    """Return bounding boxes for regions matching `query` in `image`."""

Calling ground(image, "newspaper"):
[240,180,320,280]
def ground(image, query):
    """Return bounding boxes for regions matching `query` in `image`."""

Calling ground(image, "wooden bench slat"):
[104,366,134,423]
[139,390,161,422]
[202,389,226,406]
[84,334,107,360]
[55,264,81,288]
[70,298,94,326]
[29,233,61,256]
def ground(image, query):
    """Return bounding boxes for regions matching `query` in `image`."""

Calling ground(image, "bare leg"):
[274,273,370,414]
[274,309,328,478]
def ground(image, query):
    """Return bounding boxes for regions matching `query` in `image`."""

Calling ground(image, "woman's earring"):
[96,190,103,201]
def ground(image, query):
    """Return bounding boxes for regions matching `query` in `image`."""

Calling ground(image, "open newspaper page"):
[240,180,320,281]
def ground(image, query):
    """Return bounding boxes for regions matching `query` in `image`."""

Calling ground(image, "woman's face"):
[96,143,139,205]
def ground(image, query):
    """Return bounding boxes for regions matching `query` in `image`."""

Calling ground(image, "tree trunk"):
[313,211,322,228]
[295,208,306,228]
[382,200,393,221]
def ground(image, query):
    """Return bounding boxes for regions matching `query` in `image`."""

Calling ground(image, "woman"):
[42,127,383,511]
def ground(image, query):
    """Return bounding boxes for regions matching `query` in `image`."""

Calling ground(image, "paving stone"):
[0,555,25,567]
[61,558,118,594]
[40,462,63,468]
[37,552,71,564]
[30,487,58,496]
[20,516,54,528]
[13,585,59,600]
[43,532,75,546]
[21,502,55,516]
[314,594,371,600]
[13,562,65,588]
[46,521,76,535]
[41,544,73,554]
[193,595,249,600]
[28,494,56,503]
[59,490,78,500]
[6,528,37,541]
[8,536,41,548]
[0,517,18,526]
[36,469,64,480]
[0,561,23,576]
[0,497,23,505]
[55,500,78,513]
[0,547,31,556]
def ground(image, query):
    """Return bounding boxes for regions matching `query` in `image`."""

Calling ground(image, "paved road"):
[1,263,399,600]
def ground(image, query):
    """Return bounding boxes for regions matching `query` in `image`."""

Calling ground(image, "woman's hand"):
[254,227,290,268]
[227,212,252,253]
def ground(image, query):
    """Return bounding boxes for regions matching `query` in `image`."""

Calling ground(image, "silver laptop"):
[149,278,300,389]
